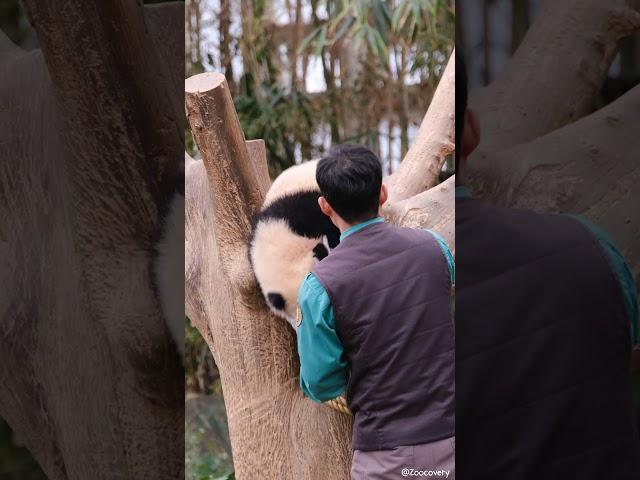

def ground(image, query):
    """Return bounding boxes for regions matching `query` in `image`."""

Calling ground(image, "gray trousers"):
[351,436,455,480]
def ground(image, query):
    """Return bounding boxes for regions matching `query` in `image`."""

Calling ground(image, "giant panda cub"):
[249,160,340,328]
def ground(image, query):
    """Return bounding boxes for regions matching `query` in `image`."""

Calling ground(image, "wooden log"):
[0,2,185,479]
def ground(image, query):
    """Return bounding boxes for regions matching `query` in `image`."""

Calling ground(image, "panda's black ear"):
[313,243,329,260]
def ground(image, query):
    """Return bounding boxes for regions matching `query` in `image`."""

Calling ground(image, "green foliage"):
[186,129,198,158]
[185,317,222,396]
[0,419,46,480]
[185,395,234,480]
[0,0,27,45]
[235,76,315,175]
[300,0,454,87]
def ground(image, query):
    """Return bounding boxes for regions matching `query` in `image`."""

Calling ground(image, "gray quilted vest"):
[313,221,455,451]
[456,197,640,479]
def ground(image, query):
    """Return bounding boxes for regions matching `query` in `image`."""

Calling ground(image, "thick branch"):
[0,28,23,60]
[185,73,265,257]
[471,0,640,151]
[185,153,215,348]
[387,51,455,202]
[470,82,640,276]
[0,3,185,479]
[384,175,455,251]
[23,0,183,234]
[246,139,271,197]
[144,2,186,110]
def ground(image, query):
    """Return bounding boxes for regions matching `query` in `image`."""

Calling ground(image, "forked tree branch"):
[471,0,640,151]
[387,51,455,202]
[470,82,640,275]
[385,175,455,251]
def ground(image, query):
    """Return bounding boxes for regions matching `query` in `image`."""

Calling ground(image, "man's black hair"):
[316,144,383,224]
[456,48,468,168]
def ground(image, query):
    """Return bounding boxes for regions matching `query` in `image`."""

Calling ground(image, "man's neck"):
[338,215,381,234]
[337,215,378,233]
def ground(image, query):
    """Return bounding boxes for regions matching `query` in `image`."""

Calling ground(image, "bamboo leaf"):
[297,26,322,55]
[373,29,390,65]
[334,15,356,43]
[391,3,405,31]
[372,0,391,42]
[327,6,351,38]
[314,25,328,57]
[366,26,379,57]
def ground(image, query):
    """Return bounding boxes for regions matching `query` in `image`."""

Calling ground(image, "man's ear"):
[462,109,480,159]
[379,184,388,207]
[318,196,333,217]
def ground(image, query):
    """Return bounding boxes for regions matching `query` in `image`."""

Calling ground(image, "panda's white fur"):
[153,156,185,360]
[154,190,184,358]
[250,160,339,328]
[262,160,320,208]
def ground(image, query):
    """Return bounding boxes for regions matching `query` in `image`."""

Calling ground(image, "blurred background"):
[185,0,455,174]
[1,1,635,479]
[459,0,640,102]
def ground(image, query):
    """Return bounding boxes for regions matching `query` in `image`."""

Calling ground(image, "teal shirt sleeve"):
[297,273,348,403]
[426,229,455,285]
[572,216,639,344]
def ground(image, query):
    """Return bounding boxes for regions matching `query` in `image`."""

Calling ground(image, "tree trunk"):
[470,0,640,152]
[482,0,491,85]
[466,0,640,272]
[185,51,455,478]
[0,2,184,479]
[310,1,340,144]
[511,0,529,53]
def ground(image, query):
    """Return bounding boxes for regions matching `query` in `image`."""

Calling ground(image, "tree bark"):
[471,0,640,152]
[466,2,640,288]
[464,0,640,429]
[386,175,455,252]
[0,3,184,479]
[185,51,455,478]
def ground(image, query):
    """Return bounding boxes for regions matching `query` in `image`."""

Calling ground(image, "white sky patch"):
[305,55,327,93]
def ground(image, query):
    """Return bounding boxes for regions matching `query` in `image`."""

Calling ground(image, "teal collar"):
[455,186,473,198]
[340,217,384,242]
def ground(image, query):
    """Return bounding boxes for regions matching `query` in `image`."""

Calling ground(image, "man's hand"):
[324,395,352,416]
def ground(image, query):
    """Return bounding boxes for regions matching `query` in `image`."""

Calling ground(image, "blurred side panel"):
[0,1,185,479]
[456,0,640,478]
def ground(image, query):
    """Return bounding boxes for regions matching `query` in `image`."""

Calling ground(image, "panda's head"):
[250,216,332,324]
[249,161,339,328]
